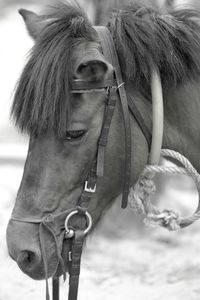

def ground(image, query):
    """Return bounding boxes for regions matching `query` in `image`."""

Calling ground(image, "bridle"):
[53,25,152,300]
[11,26,152,300]
[61,25,133,300]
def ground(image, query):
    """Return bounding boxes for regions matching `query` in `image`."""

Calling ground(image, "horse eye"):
[64,130,86,141]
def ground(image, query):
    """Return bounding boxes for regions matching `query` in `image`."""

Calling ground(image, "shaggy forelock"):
[11,2,98,137]
[12,1,200,136]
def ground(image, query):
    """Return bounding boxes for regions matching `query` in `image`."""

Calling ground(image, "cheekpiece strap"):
[97,86,117,177]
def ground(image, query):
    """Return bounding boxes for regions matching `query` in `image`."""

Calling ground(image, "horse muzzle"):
[6,208,90,280]
[6,218,69,280]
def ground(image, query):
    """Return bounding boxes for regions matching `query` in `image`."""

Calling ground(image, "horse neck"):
[163,80,200,171]
[130,79,200,172]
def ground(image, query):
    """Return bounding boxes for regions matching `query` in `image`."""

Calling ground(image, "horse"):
[6,1,200,299]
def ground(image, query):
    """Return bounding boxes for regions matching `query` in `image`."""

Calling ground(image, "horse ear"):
[19,9,46,40]
[76,60,111,82]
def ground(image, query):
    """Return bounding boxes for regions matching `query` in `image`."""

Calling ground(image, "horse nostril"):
[17,250,39,271]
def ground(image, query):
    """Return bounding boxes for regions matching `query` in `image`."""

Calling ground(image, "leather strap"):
[71,79,116,91]
[68,231,85,300]
[97,86,117,176]
[95,26,132,209]
[52,278,59,300]
[77,87,117,207]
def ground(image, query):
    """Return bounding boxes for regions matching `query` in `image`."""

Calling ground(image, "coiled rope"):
[128,149,200,231]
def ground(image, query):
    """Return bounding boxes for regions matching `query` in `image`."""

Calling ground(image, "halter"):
[11,26,152,300]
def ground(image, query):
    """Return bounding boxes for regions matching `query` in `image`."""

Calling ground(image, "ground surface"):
[1,2,200,300]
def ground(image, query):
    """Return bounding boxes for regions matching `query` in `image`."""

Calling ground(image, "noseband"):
[11,26,151,300]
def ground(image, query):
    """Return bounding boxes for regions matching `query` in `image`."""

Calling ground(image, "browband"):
[71,78,117,92]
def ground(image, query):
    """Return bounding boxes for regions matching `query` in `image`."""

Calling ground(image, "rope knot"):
[128,177,156,214]
[129,149,200,231]
[145,210,180,231]
[140,176,156,195]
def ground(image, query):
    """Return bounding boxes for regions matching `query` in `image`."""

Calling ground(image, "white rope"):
[128,149,200,231]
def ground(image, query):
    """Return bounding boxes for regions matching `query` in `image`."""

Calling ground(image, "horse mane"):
[11,2,97,136]
[12,1,200,136]
[107,4,200,88]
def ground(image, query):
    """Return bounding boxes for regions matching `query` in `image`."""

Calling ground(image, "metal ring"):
[65,210,92,238]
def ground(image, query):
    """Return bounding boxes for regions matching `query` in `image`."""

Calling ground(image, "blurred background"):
[1,0,200,300]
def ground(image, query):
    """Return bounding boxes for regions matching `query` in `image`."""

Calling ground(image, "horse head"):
[6,4,147,280]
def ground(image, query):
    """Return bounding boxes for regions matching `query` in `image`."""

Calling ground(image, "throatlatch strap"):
[68,230,85,300]
[95,26,132,208]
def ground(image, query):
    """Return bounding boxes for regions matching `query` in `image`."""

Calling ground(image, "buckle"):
[84,181,96,193]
